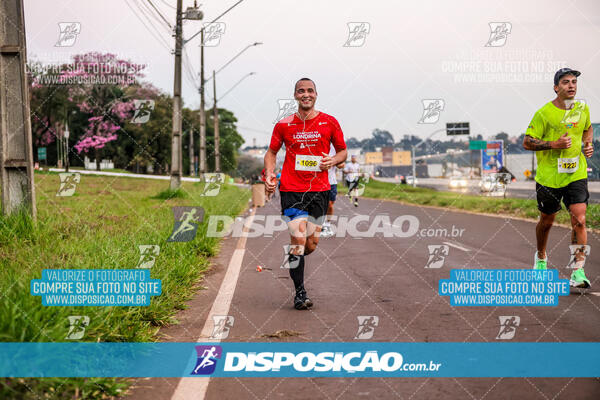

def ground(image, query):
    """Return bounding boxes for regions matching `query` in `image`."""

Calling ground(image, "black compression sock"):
[288,253,305,292]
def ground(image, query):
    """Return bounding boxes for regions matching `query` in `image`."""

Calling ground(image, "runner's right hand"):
[552,133,571,149]
[265,171,277,193]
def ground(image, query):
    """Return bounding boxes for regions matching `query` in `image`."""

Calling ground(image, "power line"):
[182,48,199,89]
[136,0,172,35]
[124,0,172,52]
[185,0,245,44]
[146,0,173,29]
[137,0,171,33]
[131,0,172,48]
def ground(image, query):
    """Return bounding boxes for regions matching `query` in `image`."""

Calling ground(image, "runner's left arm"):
[331,117,348,166]
[582,112,594,158]
[320,116,348,170]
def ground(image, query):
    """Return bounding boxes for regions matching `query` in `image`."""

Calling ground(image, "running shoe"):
[294,289,313,310]
[304,294,313,308]
[533,253,547,270]
[321,225,334,238]
[353,199,359,207]
[570,268,591,289]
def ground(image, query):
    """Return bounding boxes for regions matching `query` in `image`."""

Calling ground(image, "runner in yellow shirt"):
[523,68,594,288]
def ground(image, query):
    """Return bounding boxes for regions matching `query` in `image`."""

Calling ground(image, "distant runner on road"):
[523,67,594,288]
[321,144,345,238]
[264,78,347,309]
[344,154,361,207]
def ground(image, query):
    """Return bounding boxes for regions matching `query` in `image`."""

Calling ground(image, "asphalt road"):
[127,194,600,400]
[376,177,600,203]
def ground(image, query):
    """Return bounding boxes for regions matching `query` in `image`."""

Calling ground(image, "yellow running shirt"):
[525,101,591,188]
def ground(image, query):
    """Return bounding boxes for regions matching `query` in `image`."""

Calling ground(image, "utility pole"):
[213,70,220,172]
[188,127,194,176]
[64,122,70,172]
[57,132,63,169]
[411,147,416,187]
[199,30,206,174]
[0,0,36,218]
[170,0,184,189]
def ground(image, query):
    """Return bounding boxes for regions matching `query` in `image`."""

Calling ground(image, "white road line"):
[442,241,471,252]
[170,209,256,400]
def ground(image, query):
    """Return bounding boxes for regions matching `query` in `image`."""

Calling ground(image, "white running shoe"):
[320,224,334,238]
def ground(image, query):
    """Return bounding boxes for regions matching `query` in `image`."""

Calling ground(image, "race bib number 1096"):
[295,155,322,171]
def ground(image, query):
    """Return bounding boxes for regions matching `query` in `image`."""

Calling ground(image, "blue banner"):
[1,342,599,377]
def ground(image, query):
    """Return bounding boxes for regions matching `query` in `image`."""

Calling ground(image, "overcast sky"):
[24,0,600,147]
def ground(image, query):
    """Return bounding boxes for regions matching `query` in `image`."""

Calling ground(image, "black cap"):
[554,68,581,85]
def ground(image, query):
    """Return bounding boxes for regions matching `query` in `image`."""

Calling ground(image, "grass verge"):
[0,172,250,399]
[363,179,599,230]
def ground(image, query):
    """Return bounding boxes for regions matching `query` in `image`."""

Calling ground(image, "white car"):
[406,176,418,185]
[449,176,468,188]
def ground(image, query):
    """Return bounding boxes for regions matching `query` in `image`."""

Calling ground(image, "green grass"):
[66,167,134,174]
[152,188,189,199]
[363,179,600,230]
[0,172,250,399]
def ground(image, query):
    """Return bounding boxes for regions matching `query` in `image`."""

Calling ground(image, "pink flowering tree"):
[60,52,146,170]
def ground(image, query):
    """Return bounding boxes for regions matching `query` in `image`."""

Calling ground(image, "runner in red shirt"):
[264,78,347,310]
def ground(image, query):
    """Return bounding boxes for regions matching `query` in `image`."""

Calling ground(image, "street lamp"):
[212,71,257,172]
[410,122,470,187]
[206,42,262,83]
[199,41,262,174]
[216,71,256,102]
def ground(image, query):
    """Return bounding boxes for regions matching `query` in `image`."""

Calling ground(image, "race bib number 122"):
[557,157,579,173]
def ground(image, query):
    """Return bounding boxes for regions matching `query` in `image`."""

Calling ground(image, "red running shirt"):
[269,112,346,192]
